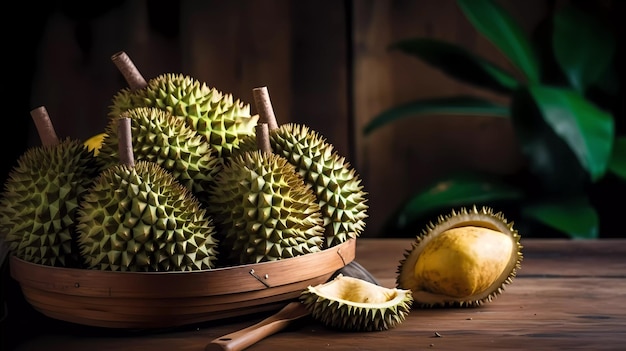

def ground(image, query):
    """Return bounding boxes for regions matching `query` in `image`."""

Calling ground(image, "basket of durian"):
[0,52,369,329]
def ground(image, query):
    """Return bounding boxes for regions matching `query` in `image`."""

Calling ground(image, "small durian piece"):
[109,51,259,159]
[397,206,523,308]
[97,107,221,206]
[208,123,325,265]
[300,274,413,332]
[236,87,368,248]
[0,107,103,267]
[76,118,219,271]
[84,132,106,155]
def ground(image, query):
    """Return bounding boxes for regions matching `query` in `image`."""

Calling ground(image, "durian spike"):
[117,115,135,168]
[30,106,59,147]
[252,86,279,131]
[256,123,272,154]
[111,51,148,91]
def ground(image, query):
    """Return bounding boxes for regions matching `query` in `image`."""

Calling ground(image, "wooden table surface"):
[4,238,626,351]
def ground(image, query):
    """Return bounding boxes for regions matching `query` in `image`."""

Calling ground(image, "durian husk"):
[109,73,258,159]
[78,118,218,272]
[300,274,413,332]
[396,205,523,308]
[77,160,219,272]
[0,138,103,268]
[208,150,325,265]
[235,123,369,249]
[97,107,221,206]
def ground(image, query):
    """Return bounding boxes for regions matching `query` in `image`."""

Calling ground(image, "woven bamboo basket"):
[9,238,356,329]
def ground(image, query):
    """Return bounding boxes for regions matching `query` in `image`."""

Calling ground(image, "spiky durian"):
[109,73,258,159]
[77,160,219,272]
[396,206,523,308]
[300,274,413,332]
[207,150,325,265]
[0,137,102,267]
[97,107,221,205]
[236,123,368,248]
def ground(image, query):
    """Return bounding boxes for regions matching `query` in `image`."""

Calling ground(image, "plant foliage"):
[364,0,624,239]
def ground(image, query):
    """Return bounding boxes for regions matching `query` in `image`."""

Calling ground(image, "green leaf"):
[457,0,540,83]
[553,4,616,93]
[522,198,599,239]
[608,137,626,180]
[391,38,519,93]
[363,96,509,135]
[393,174,523,228]
[528,85,614,181]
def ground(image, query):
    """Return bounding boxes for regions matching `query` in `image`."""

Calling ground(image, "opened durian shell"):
[300,274,413,332]
[396,206,522,308]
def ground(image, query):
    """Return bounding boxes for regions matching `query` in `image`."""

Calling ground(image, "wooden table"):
[4,239,626,350]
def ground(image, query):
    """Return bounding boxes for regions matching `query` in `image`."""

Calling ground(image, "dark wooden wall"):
[5,0,577,237]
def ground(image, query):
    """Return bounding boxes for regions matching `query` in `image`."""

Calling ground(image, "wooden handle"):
[205,301,310,351]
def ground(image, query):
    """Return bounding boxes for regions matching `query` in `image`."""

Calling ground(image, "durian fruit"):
[207,123,325,265]
[236,87,368,249]
[96,107,221,206]
[299,274,413,332]
[396,206,523,308]
[258,123,368,248]
[0,107,103,267]
[109,51,259,159]
[76,117,219,271]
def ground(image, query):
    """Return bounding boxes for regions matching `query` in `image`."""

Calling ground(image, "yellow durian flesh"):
[397,206,522,307]
[83,133,106,155]
[313,275,401,305]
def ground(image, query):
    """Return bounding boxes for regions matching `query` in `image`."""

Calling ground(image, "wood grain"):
[7,239,626,351]
[9,239,355,328]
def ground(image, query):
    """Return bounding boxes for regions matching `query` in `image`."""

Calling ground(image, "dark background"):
[1,1,624,349]
[2,0,624,238]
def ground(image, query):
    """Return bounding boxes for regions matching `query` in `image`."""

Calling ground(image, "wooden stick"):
[111,51,148,91]
[117,116,135,168]
[256,123,272,154]
[30,106,59,147]
[252,87,279,131]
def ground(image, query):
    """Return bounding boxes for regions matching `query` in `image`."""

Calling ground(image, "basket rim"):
[10,238,356,298]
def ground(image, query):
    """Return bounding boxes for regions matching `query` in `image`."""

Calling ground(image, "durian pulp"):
[84,133,106,155]
[311,275,408,307]
[413,226,513,298]
[397,206,522,307]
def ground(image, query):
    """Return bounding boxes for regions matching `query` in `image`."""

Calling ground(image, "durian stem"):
[111,51,148,91]
[117,116,135,168]
[252,87,279,131]
[30,106,59,146]
[256,123,272,154]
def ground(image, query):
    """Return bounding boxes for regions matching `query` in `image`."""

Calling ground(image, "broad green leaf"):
[608,137,626,180]
[393,174,523,228]
[363,96,509,135]
[553,4,615,93]
[391,38,519,93]
[528,85,614,181]
[510,88,588,193]
[457,0,540,83]
[522,198,599,239]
